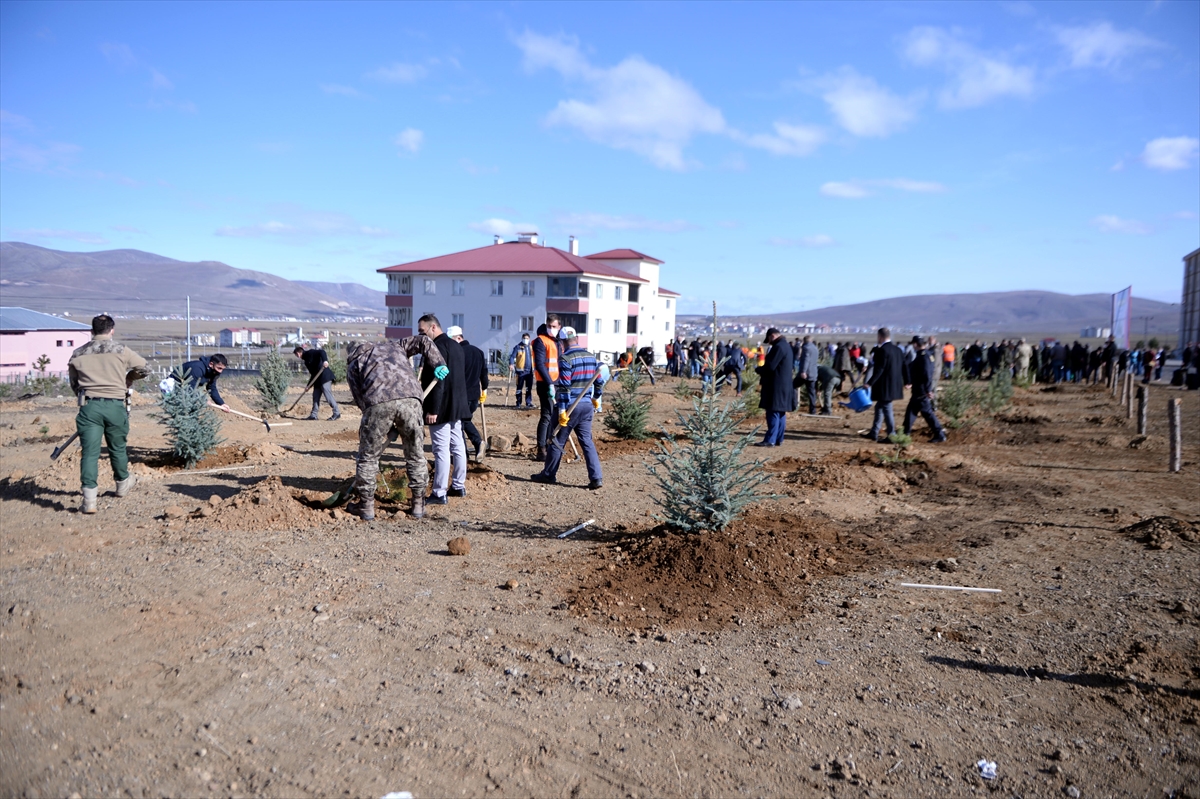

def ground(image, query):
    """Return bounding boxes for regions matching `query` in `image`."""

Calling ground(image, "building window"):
[595,283,603,299]
[613,319,621,334]
[490,315,503,330]
[67,340,74,346]
[594,318,602,334]
[452,279,465,296]
[520,315,535,332]
[491,280,503,296]
[424,279,436,295]
[388,275,412,295]
[547,276,578,297]
[665,321,670,331]
[614,286,623,301]
[521,280,535,297]
[388,307,412,327]
[666,299,671,309]
[629,284,640,302]
[451,313,464,328]
[578,280,590,298]
[56,340,63,347]
[488,349,504,372]
[627,316,638,334]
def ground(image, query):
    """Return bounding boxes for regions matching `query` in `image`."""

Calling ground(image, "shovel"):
[51,432,80,460]
[282,372,322,417]
[210,403,290,432]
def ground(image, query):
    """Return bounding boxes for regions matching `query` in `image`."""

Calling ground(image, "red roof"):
[585,248,664,265]
[378,242,647,282]
[659,286,681,297]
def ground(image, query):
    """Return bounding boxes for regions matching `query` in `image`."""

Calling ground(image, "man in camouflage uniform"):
[346,335,447,521]
[67,314,150,513]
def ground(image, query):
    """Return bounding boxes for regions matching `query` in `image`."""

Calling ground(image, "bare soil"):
[1,378,1198,798]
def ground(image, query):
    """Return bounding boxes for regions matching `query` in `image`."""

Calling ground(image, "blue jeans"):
[869,401,895,440]
[542,403,602,483]
[763,411,787,445]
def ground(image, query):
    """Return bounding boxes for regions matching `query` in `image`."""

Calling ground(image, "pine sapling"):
[939,366,977,428]
[981,365,1014,414]
[604,367,652,440]
[253,349,293,412]
[156,367,223,468]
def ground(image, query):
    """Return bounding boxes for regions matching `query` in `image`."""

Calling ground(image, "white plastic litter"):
[977,759,997,780]
[381,793,414,799]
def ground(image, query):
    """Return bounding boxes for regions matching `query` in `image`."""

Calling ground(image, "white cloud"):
[99,42,137,68]
[468,218,539,239]
[0,135,81,171]
[0,110,35,133]
[367,62,428,83]
[901,26,1034,108]
[216,207,392,239]
[515,30,725,170]
[1055,22,1162,69]
[820,181,872,199]
[150,68,173,90]
[394,128,424,154]
[1172,210,1198,220]
[769,234,837,248]
[6,228,108,244]
[810,68,919,137]
[733,122,825,157]
[1091,214,1151,235]
[320,83,365,98]
[1142,137,1199,171]
[553,211,697,233]
[819,178,947,198]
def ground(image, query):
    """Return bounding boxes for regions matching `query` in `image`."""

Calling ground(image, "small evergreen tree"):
[327,352,347,383]
[939,366,977,428]
[156,367,223,468]
[604,367,652,440]
[673,377,695,400]
[646,392,769,532]
[253,349,293,411]
[733,363,762,419]
[981,365,1013,414]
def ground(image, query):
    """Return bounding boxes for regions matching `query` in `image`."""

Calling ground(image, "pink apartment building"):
[0,307,92,381]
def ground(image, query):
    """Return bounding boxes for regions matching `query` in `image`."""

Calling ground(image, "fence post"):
[1111,367,1120,398]
[1125,373,1134,418]
[1168,398,1182,473]
[1137,385,1148,435]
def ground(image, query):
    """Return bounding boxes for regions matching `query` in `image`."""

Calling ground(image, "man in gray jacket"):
[796,335,820,414]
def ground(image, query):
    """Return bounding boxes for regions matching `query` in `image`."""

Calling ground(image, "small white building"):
[378,234,678,366]
[219,327,261,347]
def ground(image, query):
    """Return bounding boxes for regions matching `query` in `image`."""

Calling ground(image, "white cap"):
[446,325,463,338]
[559,326,576,340]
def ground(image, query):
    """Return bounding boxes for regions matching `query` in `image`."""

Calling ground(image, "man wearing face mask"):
[531,313,563,460]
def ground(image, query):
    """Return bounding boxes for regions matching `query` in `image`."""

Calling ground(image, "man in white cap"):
[531,326,605,489]
[417,314,468,504]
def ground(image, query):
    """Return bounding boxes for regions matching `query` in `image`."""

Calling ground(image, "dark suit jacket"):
[870,341,905,403]
[460,340,489,414]
[422,334,468,424]
[757,338,796,412]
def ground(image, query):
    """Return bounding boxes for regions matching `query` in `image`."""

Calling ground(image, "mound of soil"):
[1122,516,1199,550]
[323,429,360,442]
[767,451,904,494]
[198,475,333,531]
[466,461,507,492]
[569,511,851,631]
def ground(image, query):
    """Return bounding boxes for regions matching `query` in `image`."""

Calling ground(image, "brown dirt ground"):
[1,378,1198,798]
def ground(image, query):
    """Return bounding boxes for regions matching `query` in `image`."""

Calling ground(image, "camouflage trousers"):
[354,398,426,511]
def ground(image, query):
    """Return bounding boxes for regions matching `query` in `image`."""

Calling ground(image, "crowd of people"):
[66,310,1195,522]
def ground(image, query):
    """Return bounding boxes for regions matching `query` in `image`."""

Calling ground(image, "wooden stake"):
[1111,367,1120,398]
[1168,397,1182,473]
[900,582,1001,594]
[1137,385,1148,435]
[1125,373,1134,419]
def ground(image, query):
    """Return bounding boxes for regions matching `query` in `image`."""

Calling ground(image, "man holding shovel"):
[345,334,447,521]
[294,343,341,421]
[531,326,605,489]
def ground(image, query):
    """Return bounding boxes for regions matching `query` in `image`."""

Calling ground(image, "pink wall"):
[0,330,86,380]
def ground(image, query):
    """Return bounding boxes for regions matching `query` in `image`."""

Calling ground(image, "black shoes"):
[427,494,448,505]
[530,472,556,485]
[930,432,948,443]
[329,412,341,421]
[588,480,603,490]
[306,414,319,421]
[448,487,466,498]
[753,442,775,448]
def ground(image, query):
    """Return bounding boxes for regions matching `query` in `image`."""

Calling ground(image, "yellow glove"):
[479,390,487,404]
[591,397,601,412]
[558,410,570,427]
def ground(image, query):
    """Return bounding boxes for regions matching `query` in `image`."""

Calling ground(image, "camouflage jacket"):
[347,336,445,409]
[68,334,150,400]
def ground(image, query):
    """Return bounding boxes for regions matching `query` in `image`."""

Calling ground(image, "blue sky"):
[1,0,1197,314]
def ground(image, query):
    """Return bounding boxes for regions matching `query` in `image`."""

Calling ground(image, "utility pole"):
[186,296,192,362]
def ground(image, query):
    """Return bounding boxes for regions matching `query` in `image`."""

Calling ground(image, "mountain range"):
[683,291,1180,336]
[0,242,386,319]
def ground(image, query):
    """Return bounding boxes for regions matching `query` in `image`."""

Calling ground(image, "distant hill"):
[0,242,384,319]
[295,280,385,313]
[682,291,1180,335]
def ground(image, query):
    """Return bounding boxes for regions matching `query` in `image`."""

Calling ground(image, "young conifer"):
[604,367,652,440]
[254,349,293,411]
[157,367,223,468]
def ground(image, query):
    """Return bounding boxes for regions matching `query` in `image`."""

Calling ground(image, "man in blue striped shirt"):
[531,327,605,489]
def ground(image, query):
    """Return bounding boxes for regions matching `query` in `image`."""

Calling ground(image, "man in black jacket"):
[865,327,904,442]
[755,328,795,446]
[532,315,563,459]
[181,353,231,413]
[450,326,489,460]
[418,315,468,504]
[293,344,341,420]
[901,338,946,442]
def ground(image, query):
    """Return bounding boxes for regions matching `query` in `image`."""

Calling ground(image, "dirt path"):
[1,379,1197,798]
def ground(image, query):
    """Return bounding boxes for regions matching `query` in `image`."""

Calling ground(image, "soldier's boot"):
[115,475,136,498]
[410,494,425,520]
[80,487,98,514]
[351,501,374,521]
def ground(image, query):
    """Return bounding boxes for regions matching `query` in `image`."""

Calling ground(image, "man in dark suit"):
[450,326,489,460]
[418,314,468,504]
[865,327,904,442]
[755,328,796,446]
[902,337,947,442]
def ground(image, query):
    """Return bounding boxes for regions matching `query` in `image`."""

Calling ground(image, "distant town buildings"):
[1182,247,1200,348]
[1080,327,1112,339]
[219,327,262,347]
[0,307,91,379]
[379,234,678,365]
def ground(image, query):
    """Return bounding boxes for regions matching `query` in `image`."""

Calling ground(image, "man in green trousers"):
[67,314,150,513]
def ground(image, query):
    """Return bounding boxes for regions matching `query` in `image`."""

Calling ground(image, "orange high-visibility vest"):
[535,334,560,383]
[942,343,956,362]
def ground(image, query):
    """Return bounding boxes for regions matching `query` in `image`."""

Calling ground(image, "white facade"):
[219,328,261,347]
[585,256,678,364]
